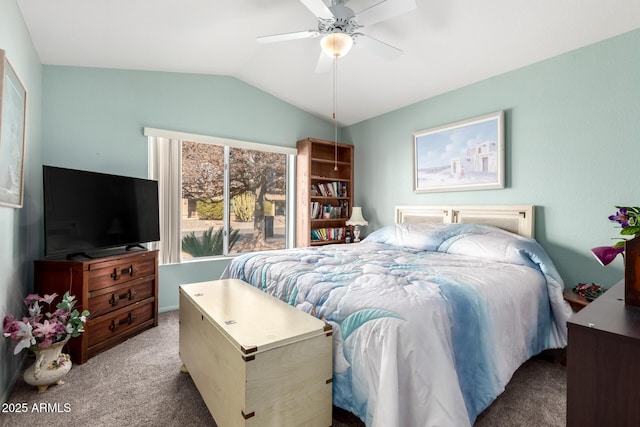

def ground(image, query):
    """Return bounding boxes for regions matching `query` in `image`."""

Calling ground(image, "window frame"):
[145,127,296,263]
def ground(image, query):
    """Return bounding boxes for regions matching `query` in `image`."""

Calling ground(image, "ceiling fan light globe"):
[321,33,353,58]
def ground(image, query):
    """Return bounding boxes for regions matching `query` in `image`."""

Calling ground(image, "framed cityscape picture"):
[413,111,504,193]
[0,49,27,208]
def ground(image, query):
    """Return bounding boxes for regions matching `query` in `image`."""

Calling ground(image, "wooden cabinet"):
[34,250,159,364]
[566,281,640,426]
[296,138,354,247]
[179,279,333,427]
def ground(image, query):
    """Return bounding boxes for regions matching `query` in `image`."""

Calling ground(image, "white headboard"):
[394,205,535,238]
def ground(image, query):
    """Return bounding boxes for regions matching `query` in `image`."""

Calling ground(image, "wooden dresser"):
[566,280,640,426]
[34,249,159,364]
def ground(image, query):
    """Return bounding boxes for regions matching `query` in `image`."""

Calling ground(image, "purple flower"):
[38,336,54,349]
[54,321,67,335]
[609,207,630,228]
[53,308,69,320]
[3,314,16,331]
[23,294,40,305]
[3,315,20,339]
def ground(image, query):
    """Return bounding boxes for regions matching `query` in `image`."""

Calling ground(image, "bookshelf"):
[296,138,354,247]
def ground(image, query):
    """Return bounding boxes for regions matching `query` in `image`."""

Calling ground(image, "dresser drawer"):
[88,255,156,291]
[89,277,155,318]
[87,299,155,347]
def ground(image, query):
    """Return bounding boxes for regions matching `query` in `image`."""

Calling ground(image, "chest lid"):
[180,279,330,354]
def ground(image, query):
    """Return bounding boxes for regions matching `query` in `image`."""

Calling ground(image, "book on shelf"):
[310,202,349,219]
[311,227,346,242]
[311,181,348,198]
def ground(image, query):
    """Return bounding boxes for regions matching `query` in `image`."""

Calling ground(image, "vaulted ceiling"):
[17,0,640,125]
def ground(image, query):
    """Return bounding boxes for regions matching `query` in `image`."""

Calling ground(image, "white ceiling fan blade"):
[256,30,320,44]
[314,51,333,74]
[353,33,402,60]
[300,0,335,20]
[355,0,416,27]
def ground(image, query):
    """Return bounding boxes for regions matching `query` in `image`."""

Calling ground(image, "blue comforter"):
[221,223,572,427]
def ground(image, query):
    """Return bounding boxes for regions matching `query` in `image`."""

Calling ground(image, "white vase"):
[23,338,72,393]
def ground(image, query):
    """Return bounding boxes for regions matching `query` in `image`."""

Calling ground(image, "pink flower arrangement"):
[3,292,89,355]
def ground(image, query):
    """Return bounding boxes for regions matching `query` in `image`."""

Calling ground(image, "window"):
[146,128,296,263]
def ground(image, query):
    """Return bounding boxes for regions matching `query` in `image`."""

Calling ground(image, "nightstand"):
[566,281,640,426]
[563,289,590,312]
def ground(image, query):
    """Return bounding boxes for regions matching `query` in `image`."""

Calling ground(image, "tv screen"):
[43,166,160,259]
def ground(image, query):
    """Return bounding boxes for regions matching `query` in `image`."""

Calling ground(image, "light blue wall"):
[343,28,640,289]
[42,66,334,177]
[0,0,43,404]
[41,66,336,312]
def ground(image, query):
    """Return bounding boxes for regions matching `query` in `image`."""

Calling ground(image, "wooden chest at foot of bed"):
[179,279,333,427]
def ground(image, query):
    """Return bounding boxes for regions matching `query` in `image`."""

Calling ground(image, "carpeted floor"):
[1,311,566,426]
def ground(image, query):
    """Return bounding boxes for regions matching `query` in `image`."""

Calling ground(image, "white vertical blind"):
[148,136,182,264]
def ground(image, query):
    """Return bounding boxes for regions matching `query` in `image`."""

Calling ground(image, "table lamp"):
[346,207,368,242]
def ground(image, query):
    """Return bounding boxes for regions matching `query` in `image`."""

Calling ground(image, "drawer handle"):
[108,289,137,307]
[108,312,137,332]
[110,265,135,281]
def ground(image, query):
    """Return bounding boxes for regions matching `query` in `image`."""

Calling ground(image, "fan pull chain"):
[333,53,338,171]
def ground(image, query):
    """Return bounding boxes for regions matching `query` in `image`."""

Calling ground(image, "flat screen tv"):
[43,165,160,259]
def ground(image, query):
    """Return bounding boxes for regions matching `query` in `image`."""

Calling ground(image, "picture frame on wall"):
[413,111,504,193]
[0,49,27,208]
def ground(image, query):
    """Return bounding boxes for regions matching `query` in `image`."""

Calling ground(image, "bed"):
[220,205,572,427]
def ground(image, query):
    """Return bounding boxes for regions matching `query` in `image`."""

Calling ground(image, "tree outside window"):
[181,141,287,259]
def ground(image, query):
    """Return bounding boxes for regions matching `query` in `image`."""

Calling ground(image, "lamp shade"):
[346,207,368,226]
[321,32,353,58]
[591,245,624,266]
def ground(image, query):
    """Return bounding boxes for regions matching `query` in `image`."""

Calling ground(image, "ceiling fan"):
[256,0,416,72]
